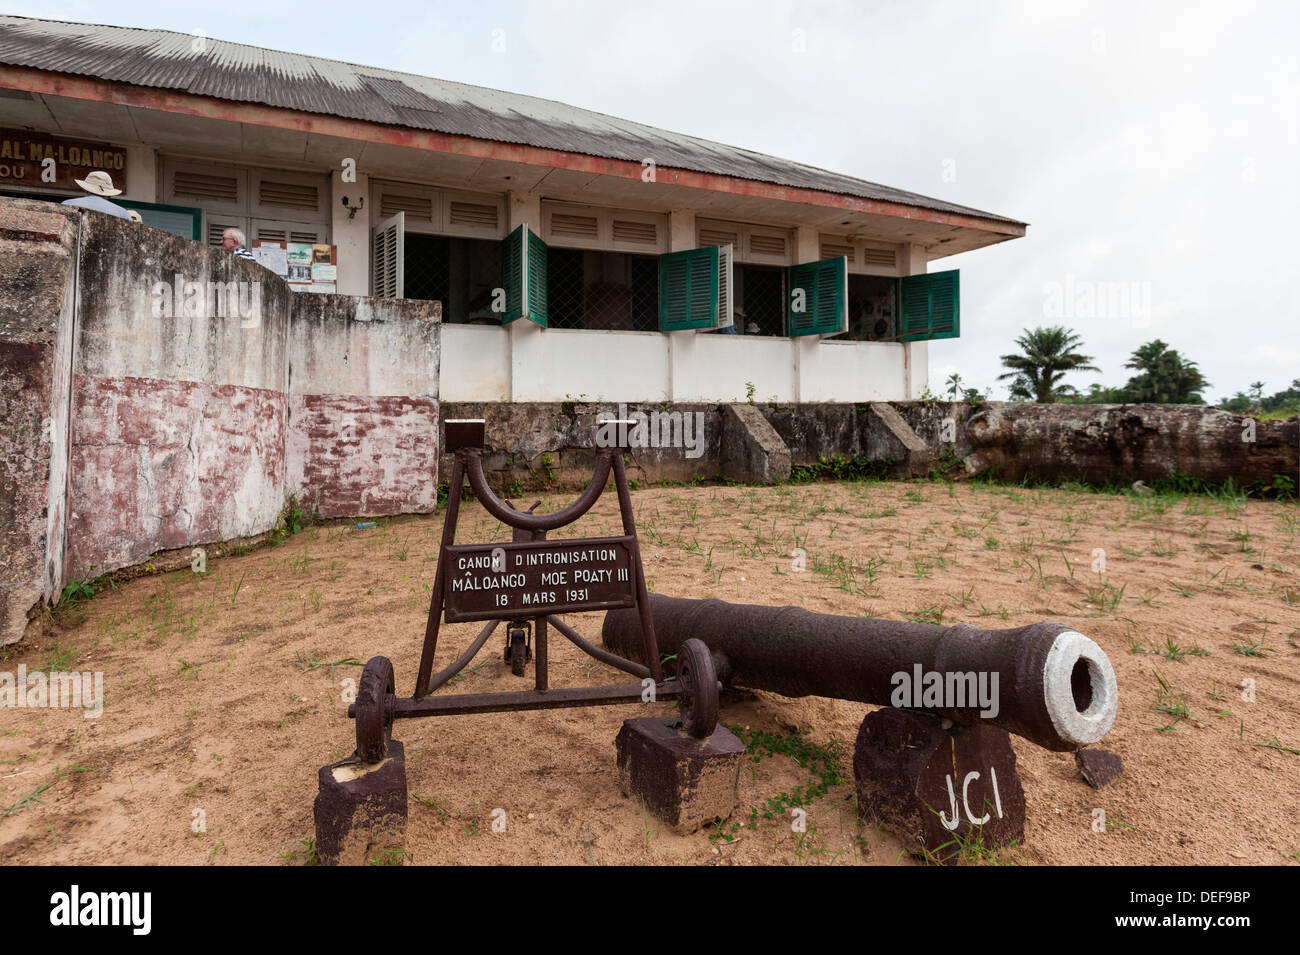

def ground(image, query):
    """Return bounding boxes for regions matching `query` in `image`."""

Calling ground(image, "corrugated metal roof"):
[0,16,1025,226]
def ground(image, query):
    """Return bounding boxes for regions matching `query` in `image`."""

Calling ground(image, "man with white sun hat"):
[60,169,132,220]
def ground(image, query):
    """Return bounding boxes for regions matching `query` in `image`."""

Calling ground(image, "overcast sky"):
[8,0,1298,400]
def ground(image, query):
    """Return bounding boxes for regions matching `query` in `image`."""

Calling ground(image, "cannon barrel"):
[602,595,1117,751]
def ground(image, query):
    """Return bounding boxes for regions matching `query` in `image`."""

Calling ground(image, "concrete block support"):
[721,403,791,484]
[864,402,931,475]
[615,717,744,835]
[313,740,409,866]
[854,709,1026,862]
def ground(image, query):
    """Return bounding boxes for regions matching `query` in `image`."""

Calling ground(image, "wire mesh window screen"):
[403,235,502,322]
[846,274,897,341]
[546,248,659,331]
[735,264,785,336]
[404,233,449,304]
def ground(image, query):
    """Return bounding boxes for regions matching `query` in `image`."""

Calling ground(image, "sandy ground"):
[2,478,1297,866]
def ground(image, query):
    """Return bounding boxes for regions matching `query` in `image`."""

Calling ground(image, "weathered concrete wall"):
[896,401,976,459]
[438,402,725,490]
[964,403,1299,486]
[66,212,293,580]
[287,294,441,518]
[0,201,79,642]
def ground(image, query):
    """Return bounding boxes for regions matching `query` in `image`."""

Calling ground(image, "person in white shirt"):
[59,170,131,219]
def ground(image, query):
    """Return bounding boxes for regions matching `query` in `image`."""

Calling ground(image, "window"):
[547,248,659,331]
[535,201,668,330]
[734,264,786,336]
[369,182,506,312]
[843,271,961,342]
[845,274,898,341]
[698,220,790,335]
[401,234,502,321]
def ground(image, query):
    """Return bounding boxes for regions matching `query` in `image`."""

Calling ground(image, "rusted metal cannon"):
[602,594,1117,752]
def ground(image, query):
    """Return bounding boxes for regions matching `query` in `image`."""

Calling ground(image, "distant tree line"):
[967,325,1299,415]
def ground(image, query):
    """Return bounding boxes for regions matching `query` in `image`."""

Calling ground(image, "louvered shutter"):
[371,212,405,299]
[658,247,719,331]
[787,256,847,337]
[502,224,525,323]
[525,229,548,327]
[717,244,734,329]
[900,270,960,341]
[926,270,959,339]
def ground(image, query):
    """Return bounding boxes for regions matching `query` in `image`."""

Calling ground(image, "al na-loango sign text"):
[0,129,127,192]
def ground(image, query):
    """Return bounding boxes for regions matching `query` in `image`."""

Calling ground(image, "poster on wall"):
[251,239,289,277]
[277,241,336,292]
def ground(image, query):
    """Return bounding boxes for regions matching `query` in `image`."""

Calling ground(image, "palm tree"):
[945,372,964,399]
[1122,340,1210,403]
[998,326,1100,403]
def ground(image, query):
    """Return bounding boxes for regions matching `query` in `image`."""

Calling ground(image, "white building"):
[0,15,1026,404]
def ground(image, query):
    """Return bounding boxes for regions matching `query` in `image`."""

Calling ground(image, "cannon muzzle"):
[602,594,1117,751]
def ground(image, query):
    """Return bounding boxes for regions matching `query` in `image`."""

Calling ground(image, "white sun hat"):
[73,170,122,197]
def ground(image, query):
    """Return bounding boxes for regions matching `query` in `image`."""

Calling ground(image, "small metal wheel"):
[509,630,529,677]
[675,638,719,739]
[355,655,395,763]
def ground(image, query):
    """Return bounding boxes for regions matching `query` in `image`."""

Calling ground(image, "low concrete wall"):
[66,212,293,579]
[287,294,440,518]
[438,402,725,490]
[0,197,445,642]
[0,201,78,642]
[964,403,1299,486]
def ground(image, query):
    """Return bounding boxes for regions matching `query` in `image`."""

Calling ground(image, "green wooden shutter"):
[525,229,548,327]
[787,256,847,337]
[502,224,525,323]
[900,270,960,341]
[658,247,719,330]
[926,269,959,339]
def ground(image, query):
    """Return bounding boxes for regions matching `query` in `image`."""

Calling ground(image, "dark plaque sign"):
[0,129,128,192]
[443,535,636,623]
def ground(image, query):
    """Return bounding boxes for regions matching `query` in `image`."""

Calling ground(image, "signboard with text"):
[0,129,127,192]
[442,536,637,623]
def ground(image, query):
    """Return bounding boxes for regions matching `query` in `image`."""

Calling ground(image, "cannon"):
[602,594,1118,752]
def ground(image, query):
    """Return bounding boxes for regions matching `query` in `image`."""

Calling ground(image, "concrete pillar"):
[667,209,695,251]
[124,145,157,203]
[900,243,929,400]
[332,170,370,297]
[665,210,698,402]
[504,192,545,402]
[508,191,541,232]
[792,226,820,403]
